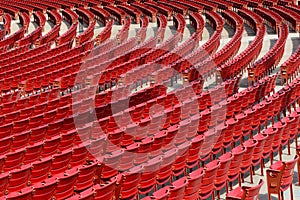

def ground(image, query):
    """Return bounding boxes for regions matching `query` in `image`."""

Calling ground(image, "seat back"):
[185,167,204,199]
[243,179,264,200]
[94,177,117,200]
[215,153,233,189]
[281,155,299,187]
[199,160,220,198]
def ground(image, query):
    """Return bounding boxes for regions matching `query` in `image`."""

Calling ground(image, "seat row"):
[248,24,289,85]
[116,17,131,44]
[145,1,172,21]
[158,0,189,17]
[217,10,265,82]
[173,0,204,14]
[105,5,126,25]
[137,16,149,43]
[280,45,300,84]
[117,3,142,24]
[131,2,158,23]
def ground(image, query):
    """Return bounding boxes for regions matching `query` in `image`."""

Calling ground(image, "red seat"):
[184,167,204,199]
[267,155,299,200]
[4,187,33,200]
[50,149,72,175]
[240,139,258,184]
[54,169,78,199]
[199,160,220,199]
[149,177,188,200]
[226,179,264,200]
[3,149,25,172]
[186,134,204,170]
[228,146,246,190]
[31,157,52,184]
[7,164,31,193]
[252,133,268,176]
[93,177,117,200]
[114,166,143,200]
[33,178,57,200]
[0,173,9,196]
[215,152,233,198]
[157,149,177,186]
[76,161,98,191]
[42,136,61,157]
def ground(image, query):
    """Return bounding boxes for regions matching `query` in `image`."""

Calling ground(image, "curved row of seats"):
[217,8,265,81]
[248,24,289,85]
[0,1,298,199]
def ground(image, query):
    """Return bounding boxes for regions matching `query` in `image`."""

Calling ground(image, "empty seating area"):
[0,0,299,199]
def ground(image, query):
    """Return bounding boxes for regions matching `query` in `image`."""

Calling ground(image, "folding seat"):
[273,121,287,161]
[7,164,31,193]
[0,123,13,138]
[47,98,60,112]
[32,178,58,200]
[122,123,138,146]
[198,160,220,200]
[70,142,91,167]
[212,123,226,157]
[240,139,258,184]
[29,125,47,144]
[56,105,70,119]
[215,153,233,198]
[106,128,124,153]
[33,102,48,116]
[0,136,13,154]
[62,116,76,133]
[149,130,167,158]
[58,130,75,152]
[2,101,16,114]
[47,119,64,139]
[198,110,211,134]
[226,179,264,200]
[50,149,72,176]
[282,116,298,153]
[41,136,61,157]
[266,155,299,200]
[93,177,117,200]
[19,106,34,120]
[228,145,246,190]
[43,110,57,124]
[54,168,78,199]
[114,165,143,200]
[148,177,188,200]
[11,130,30,151]
[31,157,53,184]
[88,136,106,160]
[173,141,189,177]
[157,149,177,186]
[251,133,268,176]
[4,111,20,124]
[0,173,9,196]
[260,127,279,166]
[24,142,44,165]
[76,161,98,191]
[170,105,181,125]
[97,150,124,182]
[3,149,26,172]
[4,187,33,200]
[135,137,154,165]
[199,129,216,166]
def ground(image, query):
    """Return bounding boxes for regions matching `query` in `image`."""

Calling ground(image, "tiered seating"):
[33,10,46,31]
[3,13,11,35]
[0,4,18,20]
[270,5,300,33]
[19,12,30,33]
[248,24,289,85]
[158,0,189,16]
[173,13,186,41]
[280,45,300,84]
[254,7,284,33]
[116,17,131,44]
[137,16,149,43]
[105,5,126,24]
[144,1,173,21]
[217,8,265,82]
[0,1,299,199]
[117,3,142,24]
[131,2,158,22]
[75,8,96,46]
[173,0,204,13]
